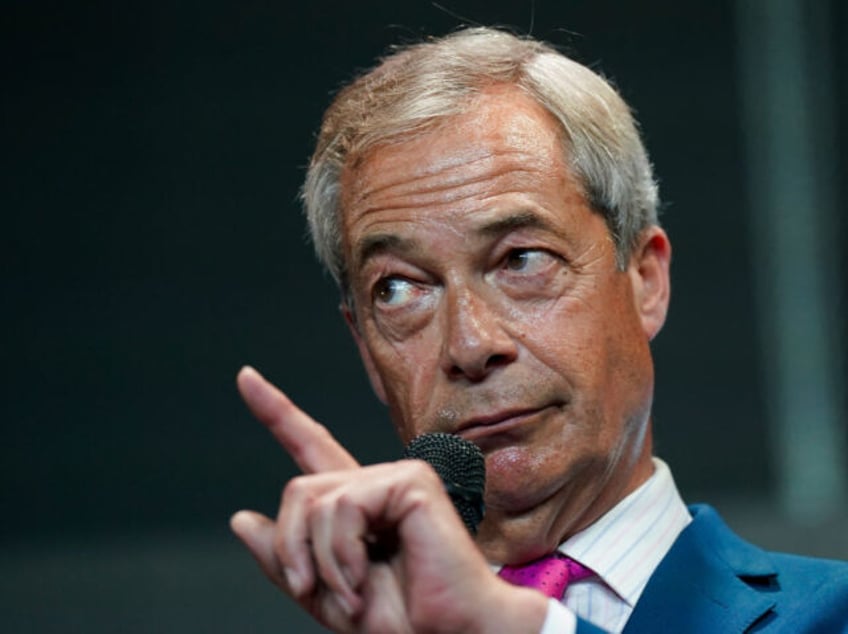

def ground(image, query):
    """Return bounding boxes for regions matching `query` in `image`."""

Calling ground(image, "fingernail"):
[283,567,303,595]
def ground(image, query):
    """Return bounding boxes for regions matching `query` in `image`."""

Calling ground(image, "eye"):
[503,248,555,273]
[373,277,418,307]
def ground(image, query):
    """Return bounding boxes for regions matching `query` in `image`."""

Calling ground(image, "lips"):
[455,404,557,442]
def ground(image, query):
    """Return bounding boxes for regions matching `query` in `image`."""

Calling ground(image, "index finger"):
[237,366,359,473]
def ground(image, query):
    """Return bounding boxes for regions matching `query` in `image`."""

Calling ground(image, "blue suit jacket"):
[577,504,848,633]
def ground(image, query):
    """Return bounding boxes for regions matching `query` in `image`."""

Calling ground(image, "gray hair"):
[302,27,659,292]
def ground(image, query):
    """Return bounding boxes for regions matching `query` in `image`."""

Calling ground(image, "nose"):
[441,285,518,382]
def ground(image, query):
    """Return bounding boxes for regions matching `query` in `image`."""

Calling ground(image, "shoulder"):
[686,503,848,578]
[765,548,848,584]
[625,504,848,632]
[687,504,848,629]
[743,539,848,629]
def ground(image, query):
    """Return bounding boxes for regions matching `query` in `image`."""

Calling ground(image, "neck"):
[477,435,655,565]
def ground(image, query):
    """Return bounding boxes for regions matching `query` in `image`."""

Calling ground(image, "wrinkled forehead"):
[338,85,572,224]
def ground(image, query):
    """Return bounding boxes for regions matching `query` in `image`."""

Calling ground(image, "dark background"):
[3,1,846,632]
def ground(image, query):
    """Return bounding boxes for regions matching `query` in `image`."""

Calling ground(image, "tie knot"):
[498,553,594,600]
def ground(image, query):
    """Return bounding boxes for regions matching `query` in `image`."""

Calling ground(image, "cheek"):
[528,287,648,421]
[593,308,655,439]
[370,334,442,436]
[520,296,600,380]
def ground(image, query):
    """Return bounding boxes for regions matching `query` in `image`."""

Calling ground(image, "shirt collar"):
[557,457,691,606]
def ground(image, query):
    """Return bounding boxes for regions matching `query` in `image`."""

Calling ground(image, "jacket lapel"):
[623,505,776,633]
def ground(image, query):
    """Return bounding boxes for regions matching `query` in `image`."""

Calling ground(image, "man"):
[231,27,848,633]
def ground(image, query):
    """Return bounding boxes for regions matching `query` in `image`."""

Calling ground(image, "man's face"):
[339,85,670,560]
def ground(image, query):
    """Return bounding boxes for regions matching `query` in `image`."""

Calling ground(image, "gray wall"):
[3,1,845,631]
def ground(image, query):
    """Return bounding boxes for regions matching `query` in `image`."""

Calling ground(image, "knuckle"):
[406,459,439,485]
[310,492,336,522]
[282,475,309,503]
[335,489,356,513]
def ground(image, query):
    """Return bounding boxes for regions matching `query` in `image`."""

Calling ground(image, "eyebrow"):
[355,233,418,271]
[353,210,555,270]
[475,210,555,238]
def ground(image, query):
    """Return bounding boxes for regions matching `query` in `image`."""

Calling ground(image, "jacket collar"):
[623,504,776,633]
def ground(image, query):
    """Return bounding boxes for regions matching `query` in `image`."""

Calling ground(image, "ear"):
[627,226,672,341]
[341,303,389,404]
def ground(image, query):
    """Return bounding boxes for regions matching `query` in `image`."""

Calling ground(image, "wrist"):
[470,579,549,634]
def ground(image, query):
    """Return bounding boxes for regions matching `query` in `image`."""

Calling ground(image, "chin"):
[482,450,556,513]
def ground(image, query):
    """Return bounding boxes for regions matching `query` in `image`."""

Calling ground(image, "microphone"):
[404,432,486,535]
[367,432,487,562]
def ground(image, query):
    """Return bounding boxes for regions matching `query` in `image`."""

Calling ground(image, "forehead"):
[338,86,573,235]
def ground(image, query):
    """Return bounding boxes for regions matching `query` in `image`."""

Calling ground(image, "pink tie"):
[498,553,594,599]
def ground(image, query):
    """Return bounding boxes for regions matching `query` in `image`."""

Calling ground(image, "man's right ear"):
[341,303,389,405]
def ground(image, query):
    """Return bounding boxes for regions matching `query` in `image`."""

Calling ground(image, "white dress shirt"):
[532,458,691,633]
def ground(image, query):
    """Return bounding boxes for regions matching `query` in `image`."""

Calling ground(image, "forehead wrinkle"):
[348,172,551,243]
[348,146,542,212]
[353,168,544,220]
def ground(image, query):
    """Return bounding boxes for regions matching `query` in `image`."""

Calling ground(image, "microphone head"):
[404,432,486,535]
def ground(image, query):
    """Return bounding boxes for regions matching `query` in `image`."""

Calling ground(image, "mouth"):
[455,403,559,443]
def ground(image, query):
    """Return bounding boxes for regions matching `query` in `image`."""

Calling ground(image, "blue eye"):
[374,277,417,306]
